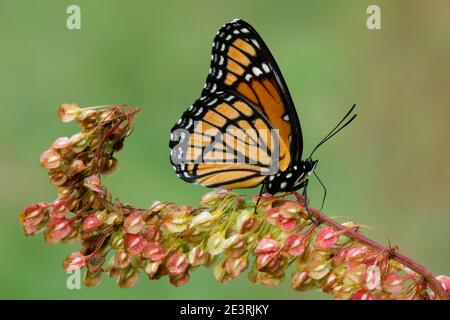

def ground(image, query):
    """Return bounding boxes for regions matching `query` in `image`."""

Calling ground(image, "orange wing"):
[202,19,303,166]
[169,19,302,189]
[169,92,281,189]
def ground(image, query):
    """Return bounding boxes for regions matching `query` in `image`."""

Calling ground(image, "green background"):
[1,0,449,299]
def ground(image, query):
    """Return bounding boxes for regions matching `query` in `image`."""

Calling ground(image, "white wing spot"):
[280,182,287,189]
[210,83,217,93]
[262,63,270,73]
[241,28,249,33]
[207,98,218,106]
[185,118,193,129]
[221,43,225,51]
[194,107,203,116]
[252,67,262,77]
[245,74,252,81]
[225,34,232,41]
[286,173,293,179]
[216,69,223,79]
[251,39,260,49]
[219,56,224,65]
[283,114,290,121]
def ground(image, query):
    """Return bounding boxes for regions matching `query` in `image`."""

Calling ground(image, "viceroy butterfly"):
[169,19,356,203]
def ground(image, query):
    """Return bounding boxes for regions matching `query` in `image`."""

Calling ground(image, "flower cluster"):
[19,104,450,299]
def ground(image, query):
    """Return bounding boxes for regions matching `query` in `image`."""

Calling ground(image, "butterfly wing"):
[203,19,303,165]
[170,92,281,189]
[169,19,301,189]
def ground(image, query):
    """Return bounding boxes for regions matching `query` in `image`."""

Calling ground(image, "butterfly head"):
[265,158,318,194]
[302,158,318,177]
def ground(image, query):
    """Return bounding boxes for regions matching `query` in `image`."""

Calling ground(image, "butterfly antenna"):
[309,104,357,158]
[313,171,327,210]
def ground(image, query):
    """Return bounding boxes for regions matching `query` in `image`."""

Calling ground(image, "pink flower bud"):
[333,248,350,265]
[276,214,297,232]
[23,220,38,235]
[82,214,101,232]
[308,260,331,280]
[47,218,71,241]
[83,175,103,193]
[265,208,280,226]
[223,234,245,250]
[352,290,375,300]
[142,242,165,261]
[52,137,71,149]
[63,252,86,271]
[49,171,67,187]
[69,132,85,145]
[124,234,147,255]
[225,256,248,277]
[291,270,310,291]
[144,260,163,279]
[188,245,211,266]
[279,201,303,217]
[284,234,306,256]
[19,203,48,234]
[436,275,450,293]
[68,159,87,175]
[382,273,404,293]
[255,238,280,255]
[143,225,162,242]
[235,209,258,233]
[114,250,132,268]
[346,246,369,261]
[166,252,189,275]
[123,213,145,234]
[49,197,69,218]
[170,272,190,287]
[58,103,81,122]
[315,226,338,248]
[346,263,366,284]
[40,148,61,169]
[162,207,189,233]
[256,253,279,270]
[200,189,230,207]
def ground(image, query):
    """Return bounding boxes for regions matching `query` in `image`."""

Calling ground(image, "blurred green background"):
[1,0,449,299]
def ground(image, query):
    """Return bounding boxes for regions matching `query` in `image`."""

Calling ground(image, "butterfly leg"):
[255,184,265,212]
[302,185,316,222]
[291,181,316,222]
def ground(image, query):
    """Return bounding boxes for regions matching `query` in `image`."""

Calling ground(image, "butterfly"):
[169,18,356,200]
